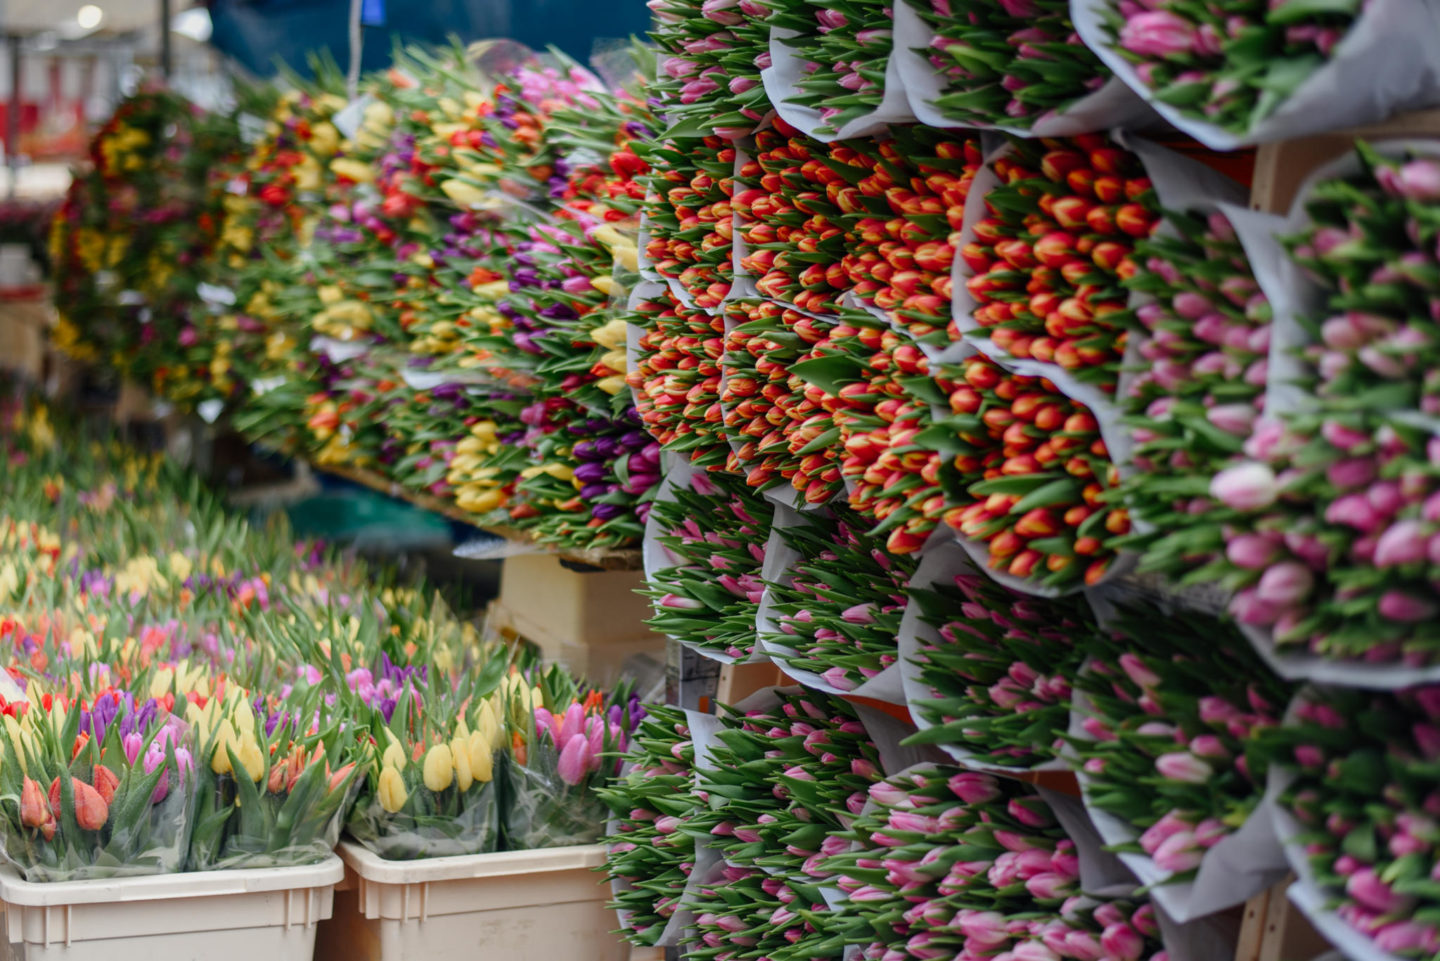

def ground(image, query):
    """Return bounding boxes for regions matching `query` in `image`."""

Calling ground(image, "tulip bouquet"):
[696,689,882,876]
[1261,684,1440,958]
[904,0,1116,130]
[902,557,1099,767]
[959,135,1160,386]
[1116,205,1272,578]
[648,0,772,137]
[0,691,195,881]
[733,121,851,315]
[503,670,639,850]
[627,287,732,470]
[807,315,951,552]
[346,681,507,860]
[1070,601,1292,899]
[829,130,981,346]
[933,350,1125,589]
[684,862,850,961]
[508,402,658,550]
[1284,144,1440,422]
[1202,413,1440,667]
[186,684,362,869]
[642,136,736,310]
[645,470,774,661]
[599,705,704,946]
[827,765,1168,960]
[768,0,899,137]
[1092,0,1360,138]
[764,508,918,691]
[720,298,846,503]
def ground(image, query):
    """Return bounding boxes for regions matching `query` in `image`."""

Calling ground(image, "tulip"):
[378,765,407,813]
[1155,752,1212,783]
[423,744,454,792]
[1119,11,1195,56]
[1256,561,1314,607]
[73,778,108,831]
[1210,462,1278,511]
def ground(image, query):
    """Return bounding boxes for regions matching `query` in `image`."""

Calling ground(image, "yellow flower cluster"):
[448,420,510,515]
[375,695,508,814]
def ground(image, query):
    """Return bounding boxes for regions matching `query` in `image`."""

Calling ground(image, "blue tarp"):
[207,0,651,77]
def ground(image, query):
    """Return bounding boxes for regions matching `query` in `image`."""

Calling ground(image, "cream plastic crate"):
[0,856,343,961]
[317,841,626,961]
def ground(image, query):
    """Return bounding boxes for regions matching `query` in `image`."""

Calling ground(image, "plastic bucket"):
[316,842,626,961]
[0,856,343,961]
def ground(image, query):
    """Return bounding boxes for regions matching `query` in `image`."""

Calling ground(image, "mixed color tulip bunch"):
[765,509,918,689]
[904,566,1098,767]
[960,135,1160,385]
[828,765,1169,960]
[907,0,1115,130]
[1262,684,1440,958]
[628,288,732,470]
[645,471,774,660]
[0,691,195,881]
[600,705,703,946]
[1098,0,1359,136]
[1117,205,1271,578]
[643,136,736,309]
[720,298,847,502]
[1285,144,1440,421]
[932,351,1125,589]
[1070,601,1292,878]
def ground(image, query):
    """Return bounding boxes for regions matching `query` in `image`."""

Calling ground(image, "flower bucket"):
[315,841,626,961]
[0,856,343,961]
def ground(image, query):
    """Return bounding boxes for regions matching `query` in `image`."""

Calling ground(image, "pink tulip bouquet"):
[0,692,194,881]
[903,566,1099,768]
[503,672,638,850]
[765,508,919,691]
[1204,412,1440,666]
[649,0,772,137]
[1070,601,1292,881]
[768,0,898,136]
[645,471,775,661]
[1285,144,1440,421]
[1096,0,1360,137]
[1117,206,1271,578]
[685,862,849,961]
[907,0,1115,130]
[696,690,882,878]
[827,765,1169,960]
[1262,684,1440,958]
[600,705,703,946]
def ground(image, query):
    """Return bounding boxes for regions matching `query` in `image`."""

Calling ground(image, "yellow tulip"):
[590,224,626,251]
[440,180,491,209]
[596,375,628,395]
[309,122,341,157]
[612,244,639,272]
[236,736,266,782]
[451,737,474,792]
[211,719,237,775]
[542,463,575,481]
[468,731,494,783]
[329,158,375,184]
[382,741,407,772]
[591,275,619,298]
[591,318,629,350]
[423,745,455,792]
[378,766,408,814]
[598,349,628,373]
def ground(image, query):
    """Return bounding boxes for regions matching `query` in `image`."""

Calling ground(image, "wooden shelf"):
[308,460,644,571]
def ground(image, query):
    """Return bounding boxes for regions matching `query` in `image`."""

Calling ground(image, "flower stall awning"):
[206,0,651,75]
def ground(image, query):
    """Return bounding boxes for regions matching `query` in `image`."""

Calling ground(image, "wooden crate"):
[1250,108,1440,213]
[0,295,51,384]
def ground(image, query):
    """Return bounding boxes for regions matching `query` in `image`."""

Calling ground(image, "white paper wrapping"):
[1072,0,1440,150]
[891,0,1154,137]
[760,26,916,144]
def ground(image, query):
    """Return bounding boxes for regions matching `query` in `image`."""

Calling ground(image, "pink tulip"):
[1207,403,1256,435]
[1390,160,1440,201]
[1210,462,1278,511]
[1375,519,1430,567]
[1327,457,1377,490]
[557,734,592,786]
[1229,588,1282,626]
[1225,533,1278,569]
[1100,922,1144,961]
[1152,830,1203,872]
[1188,735,1229,759]
[1347,867,1413,914]
[1379,591,1438,623]
[1155,752,1212,783]
[1325,492,1383,533]
[1256,561,1314,607]
[815,8,847,30]
[958,911,1009,947]
[948,772,1001,804]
